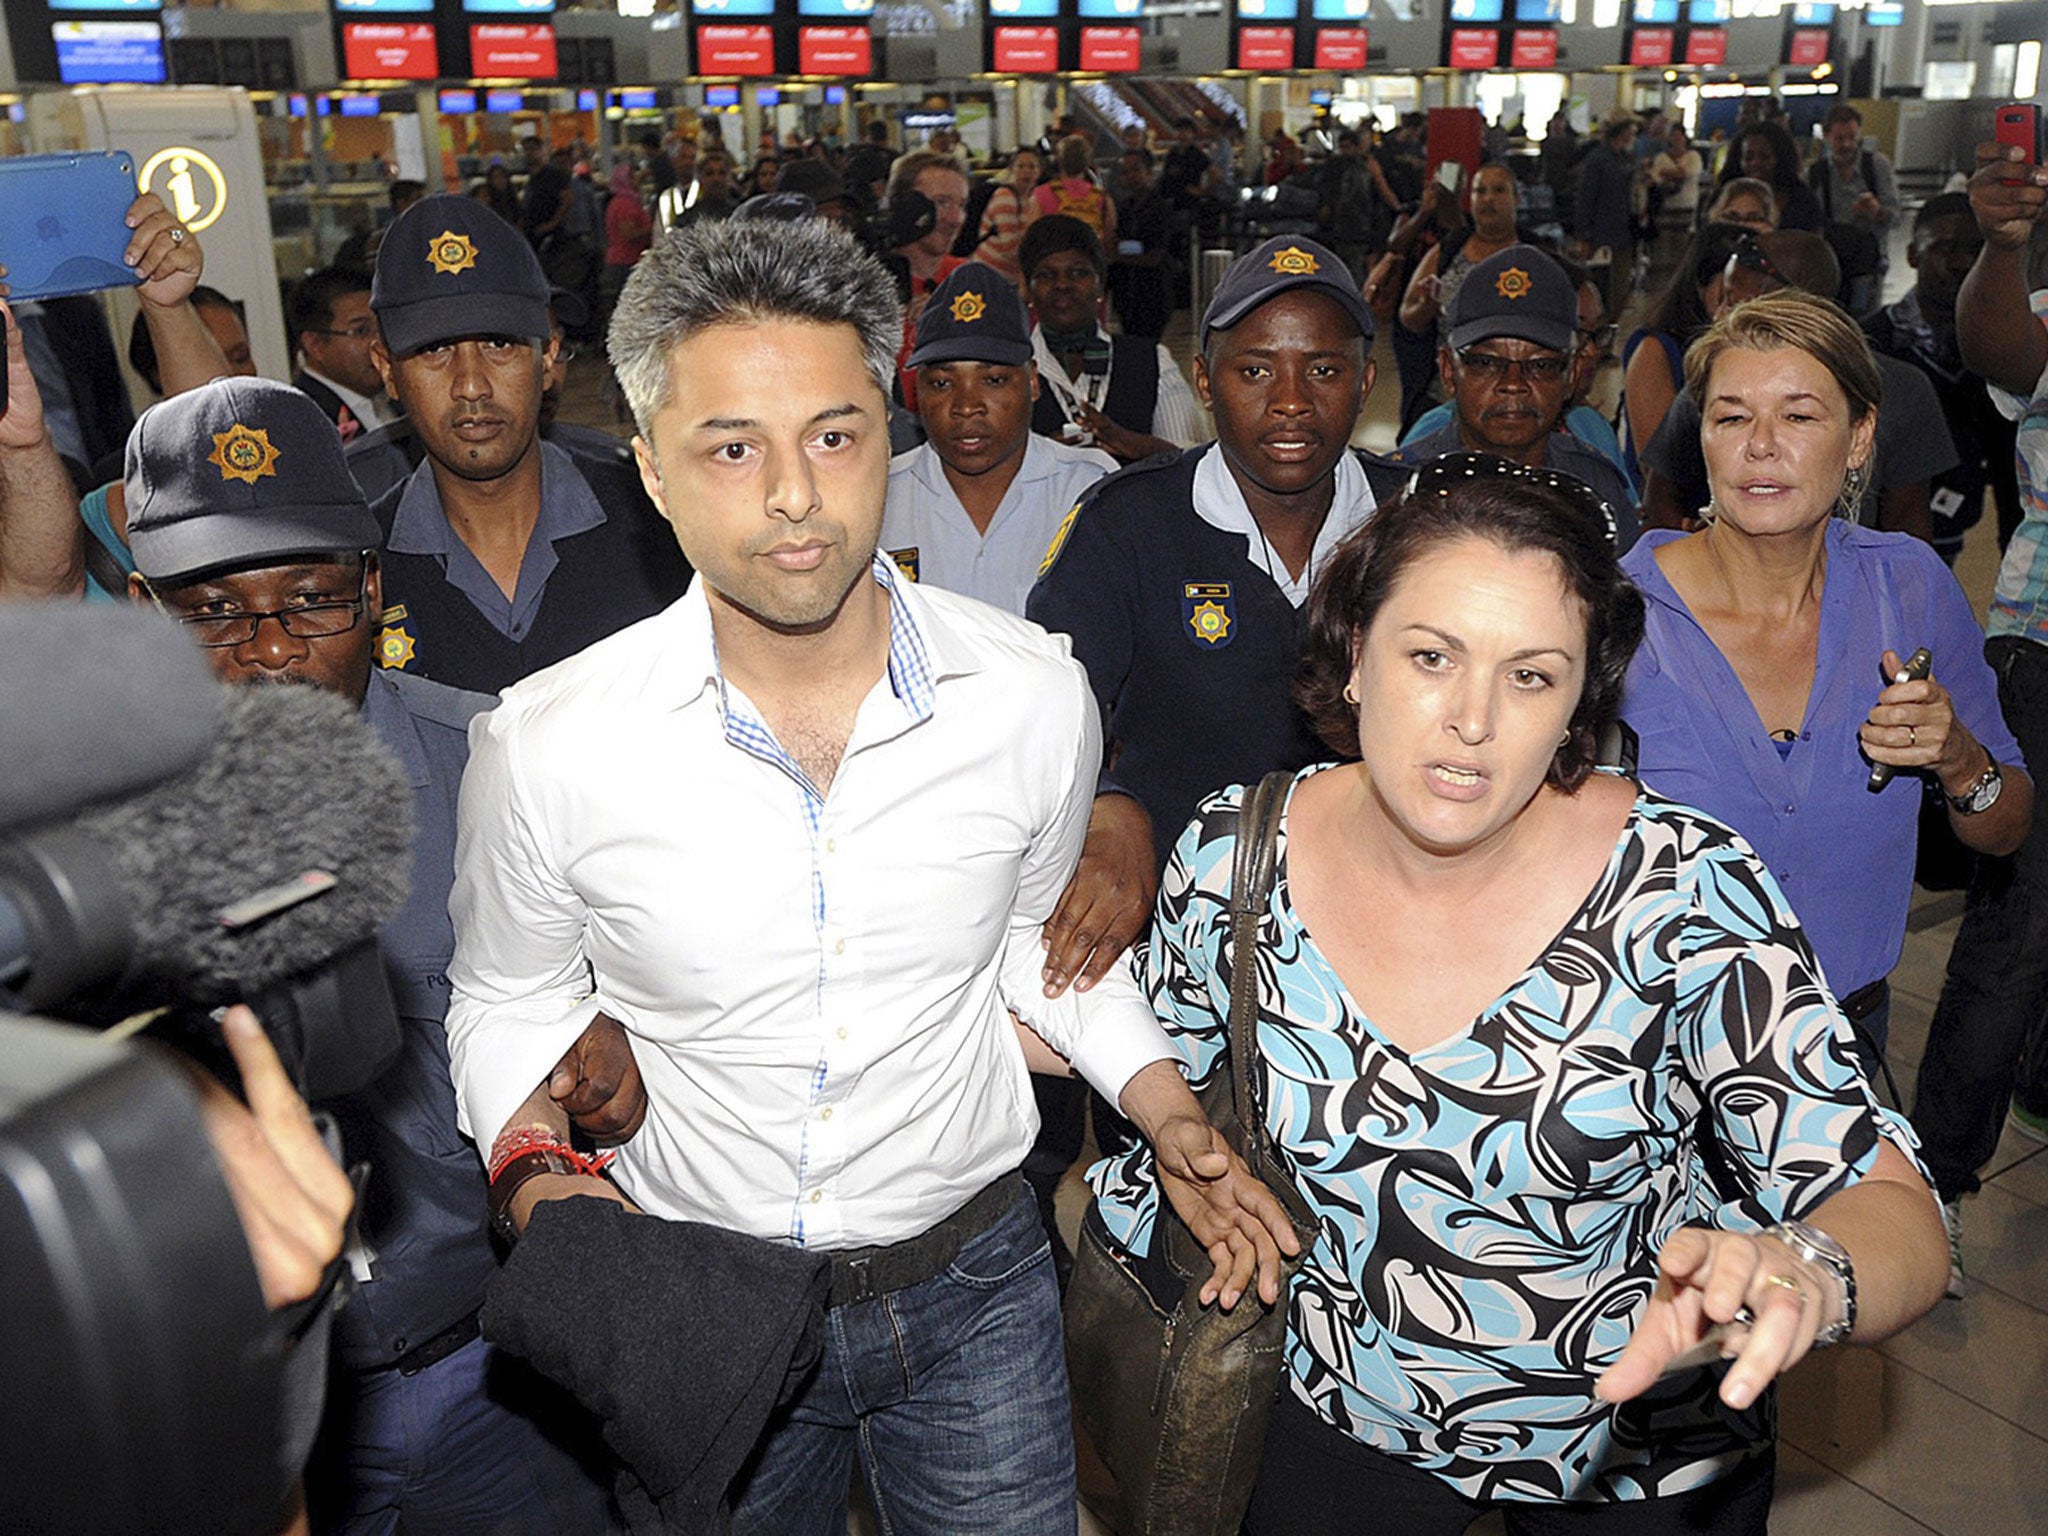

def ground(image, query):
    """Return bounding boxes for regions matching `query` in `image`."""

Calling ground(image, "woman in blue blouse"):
[1620,290,2032,1079]
[1086,458,1948,1532]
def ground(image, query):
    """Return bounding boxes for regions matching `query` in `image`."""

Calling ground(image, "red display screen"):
[1446,26,1500,68]
[341,22,437,80]
[1684,26,1726,63]
[1078,25,1141,71]
[991,24,1059,71]
[798,25,869,73]
[1509,27,1556,66]
[1787,26,1829,66]
[1236,25,1295,69]
[1627,25,1673,64]
[695,23,775,74]
[470,23,555,77]
[1313,26,1367,69]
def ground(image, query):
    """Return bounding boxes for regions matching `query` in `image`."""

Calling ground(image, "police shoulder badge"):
[376,623,416,670]
[209,424,281,486]
[1267,246,1319,277]
[1038,503,1080,577]
[1183,582,1234,648]
[888,547,921,583]
[949,290,987,323]
[1495,266,1533,301]
[428,230,479,276]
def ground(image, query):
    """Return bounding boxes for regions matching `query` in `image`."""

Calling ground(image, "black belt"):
[370,1310,481,1377]
[827,1174,1023,1309]
[1840,979,1888,1024]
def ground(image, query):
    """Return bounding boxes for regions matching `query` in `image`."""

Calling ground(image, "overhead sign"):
[1684,25,1726,62]
[797,23,870,72]
[1078,24,1140,69]
[1313,25,1367,67]
[990,24,1058,69]
[1235,24,1294,67]
[1786,24,1828,65]
[1446,25,1499,67]
[1627,24,1673,62]
[694,22,774,71]
[470,22,556,74]
[52,20,164,83]
[1509,27,1556,66]
[341,22,437,78]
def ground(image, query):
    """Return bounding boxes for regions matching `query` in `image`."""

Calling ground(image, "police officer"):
[1400,244,1639,543]
[121,377,631,1532]
[1020,215,1205,463]
[1026,236,1407,1011]
[367,194,690,693]
[882,261,1116,616]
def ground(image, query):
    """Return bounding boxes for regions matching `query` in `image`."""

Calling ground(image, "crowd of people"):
[1,103,2046,1536]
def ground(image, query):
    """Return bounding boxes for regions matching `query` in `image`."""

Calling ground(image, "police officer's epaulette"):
[1035,444,1206,582]
[382,667,496,731]
[1355,446,1414,504]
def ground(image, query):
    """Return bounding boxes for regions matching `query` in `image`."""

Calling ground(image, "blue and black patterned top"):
[1087,769,1925,1504]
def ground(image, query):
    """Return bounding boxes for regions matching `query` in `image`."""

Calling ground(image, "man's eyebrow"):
[692,402,870,431]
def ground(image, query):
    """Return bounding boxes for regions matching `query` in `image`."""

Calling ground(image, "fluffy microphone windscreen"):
[0,604,222,834]
[72,684,414,1002]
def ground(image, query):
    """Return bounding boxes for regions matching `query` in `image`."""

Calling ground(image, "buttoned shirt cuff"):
[449,995,608,1151]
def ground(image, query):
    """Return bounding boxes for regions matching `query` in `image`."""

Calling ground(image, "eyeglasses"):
[1576,324,1616,353]
[1401,451,1619,549]
[306,323,378,341]
[149,560,372,649]
[1454,348,1571,384]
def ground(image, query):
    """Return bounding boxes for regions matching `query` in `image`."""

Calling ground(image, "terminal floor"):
[551,235,2048,1535]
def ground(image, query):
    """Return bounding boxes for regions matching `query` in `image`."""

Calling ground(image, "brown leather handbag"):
[1064,770,1320,1536]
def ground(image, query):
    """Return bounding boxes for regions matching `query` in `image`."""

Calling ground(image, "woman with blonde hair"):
[1703,177,1778,233]
[1621,289,2031,1080]
[1034,133,1116,247]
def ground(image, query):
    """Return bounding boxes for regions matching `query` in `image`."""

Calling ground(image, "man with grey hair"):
[443,216,1298,1532]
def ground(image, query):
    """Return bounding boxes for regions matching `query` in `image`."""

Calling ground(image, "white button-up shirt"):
[1192,443,1379,608]
[445,561,1173,1249]
[880,434,1115,616]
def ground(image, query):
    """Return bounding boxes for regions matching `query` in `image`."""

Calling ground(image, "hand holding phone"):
[1970,132,2048,251]
[1995,104,2044,169]
[1867,647,1932,792]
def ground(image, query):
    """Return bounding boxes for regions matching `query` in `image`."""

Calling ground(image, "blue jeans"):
[307,1335,619,1535]
[729,1183,1077,1536]
[1913,636,2048,1198]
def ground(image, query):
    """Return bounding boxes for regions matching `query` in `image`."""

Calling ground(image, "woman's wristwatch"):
[1769,1219,1857,1347]
[1947,758,2004,816]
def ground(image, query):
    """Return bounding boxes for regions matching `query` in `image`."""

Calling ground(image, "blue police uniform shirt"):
[372,439,691,694]
[331,667,501,1371]
[1400,419,1643,551]
[1027,442,1407,872]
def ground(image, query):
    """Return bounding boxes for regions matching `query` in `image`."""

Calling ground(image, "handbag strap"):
[1225,771,1316,1231]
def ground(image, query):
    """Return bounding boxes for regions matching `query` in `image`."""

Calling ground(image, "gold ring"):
[1909,726,1918,747]
[1764,1273,1806,1304]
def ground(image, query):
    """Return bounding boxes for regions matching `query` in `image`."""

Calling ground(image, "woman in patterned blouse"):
[1085,456,1948,1533]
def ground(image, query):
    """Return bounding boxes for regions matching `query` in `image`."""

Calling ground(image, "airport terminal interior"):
[3,0,2047,1527]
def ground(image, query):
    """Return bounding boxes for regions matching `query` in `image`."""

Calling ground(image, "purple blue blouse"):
[1620,522,2021,996]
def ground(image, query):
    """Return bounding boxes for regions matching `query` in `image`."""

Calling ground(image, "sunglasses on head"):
[1401,452,1619,550]
[1727,232,1792,290]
